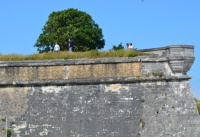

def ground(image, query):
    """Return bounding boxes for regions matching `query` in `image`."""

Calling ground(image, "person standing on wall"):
[128,42,134,50]
[126,43,129,50]
[54,43,60,52]
[68,38,73,52]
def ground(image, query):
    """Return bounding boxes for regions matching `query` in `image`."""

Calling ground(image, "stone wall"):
[0,45,199,137]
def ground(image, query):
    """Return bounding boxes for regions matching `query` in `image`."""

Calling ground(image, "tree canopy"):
[34,8,105,52]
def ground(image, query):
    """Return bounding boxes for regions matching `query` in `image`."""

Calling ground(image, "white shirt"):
[128,45,133,50]
[54,44,60,52]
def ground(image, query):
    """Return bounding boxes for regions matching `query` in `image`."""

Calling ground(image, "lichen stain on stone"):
[156,82,162,85]
[41,86,62,94]
[105,84,129,93]
[39,128,48,136]
[173,82,186,96]
[13,123,27,134]
[122,86,129,90]
[123,98,134,101]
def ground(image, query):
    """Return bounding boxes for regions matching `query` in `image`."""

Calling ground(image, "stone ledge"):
[0,76,191,86]
[140,45,194,52]
[0,57,168,67]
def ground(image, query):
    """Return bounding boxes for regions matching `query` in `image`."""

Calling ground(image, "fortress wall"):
[0,45,199,137]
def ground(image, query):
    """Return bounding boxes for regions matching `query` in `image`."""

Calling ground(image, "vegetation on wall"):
[34,8,105,52]
[111,43,124,51]
[0,50,146,61]
[194,98,200,115]
[7,129,11,137]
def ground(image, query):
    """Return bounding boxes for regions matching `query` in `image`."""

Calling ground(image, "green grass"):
[195,98,200,115]
[0,50,147,61]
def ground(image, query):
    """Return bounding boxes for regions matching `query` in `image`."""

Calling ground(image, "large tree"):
[34,8,105,52]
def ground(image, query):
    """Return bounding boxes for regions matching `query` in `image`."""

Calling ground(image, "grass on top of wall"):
[195,98,200,115]
[0,50,147,61]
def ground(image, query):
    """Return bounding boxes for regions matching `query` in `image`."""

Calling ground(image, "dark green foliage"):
[7,129,11,137]
[112,43,124,51]
[34,8,105,53]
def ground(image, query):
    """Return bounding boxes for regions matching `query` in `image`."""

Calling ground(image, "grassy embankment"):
[0,50,146,61]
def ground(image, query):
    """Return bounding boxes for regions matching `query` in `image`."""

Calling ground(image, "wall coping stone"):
[139,45,194,52]
[0,75,191,86]
[0,57,168,67]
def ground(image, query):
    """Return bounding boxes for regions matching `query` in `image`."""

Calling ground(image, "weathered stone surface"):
[0,45,199,137]
[0,66,66,81]
[68,63,141,79]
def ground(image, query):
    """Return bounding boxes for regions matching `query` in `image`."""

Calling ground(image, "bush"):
[7,129,11,137]
[112,43,124,51]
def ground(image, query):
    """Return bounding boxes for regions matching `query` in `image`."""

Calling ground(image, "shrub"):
[112,43,124,51]
[7,129,11,137]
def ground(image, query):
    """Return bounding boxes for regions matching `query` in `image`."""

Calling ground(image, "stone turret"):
[140,45,195,76]
[166,45,195,75]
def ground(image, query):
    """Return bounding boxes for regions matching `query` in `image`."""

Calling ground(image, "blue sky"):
[0,0,200,98]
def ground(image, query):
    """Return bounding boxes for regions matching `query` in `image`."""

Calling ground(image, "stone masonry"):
[0,45,199,137]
